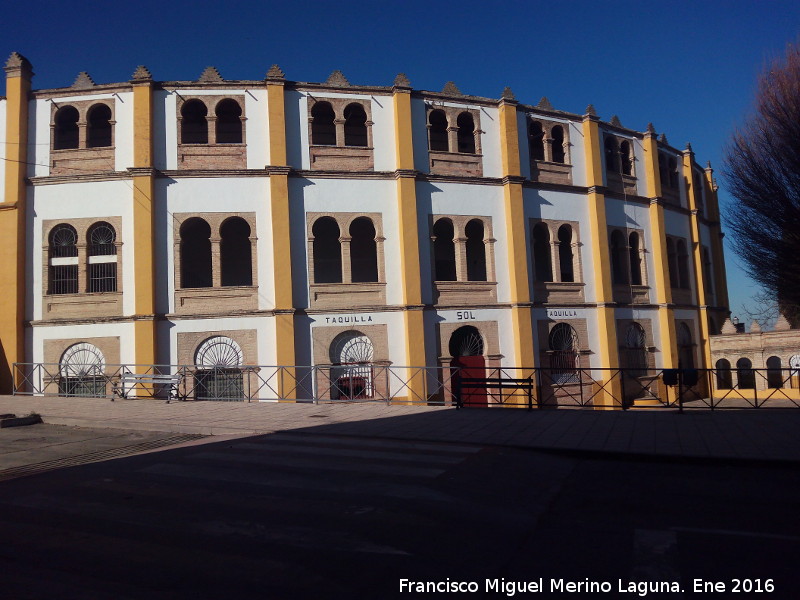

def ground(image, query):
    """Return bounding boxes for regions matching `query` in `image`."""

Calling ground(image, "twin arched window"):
[605,135,633,175]
[529,120,567,164]
[666,236,691,289]
[610,230,644,286]
[54,103,113,150]
[311,101,369,147]
[180,216,252,288]
[432,217,488,282]
[311,216,379,284]
[48,222,118,295]
[532,222,576,284]
[428,109,478,154]
[180,98,243,144]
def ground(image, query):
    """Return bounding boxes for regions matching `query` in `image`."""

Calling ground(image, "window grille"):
[549,323,580,384]
[330,332,375,399]
[59,343,106,397]
[194,336,244,401]
[623,323,648,377]
[51,265,78,295]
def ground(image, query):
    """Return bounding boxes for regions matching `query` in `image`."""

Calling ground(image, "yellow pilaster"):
[498,97,535,369]
[683,147,711,368]
[643,130,677,368]
[582,114,621,408]
[392,80,427,402]
[705,164,729,311]
[267,69,296,396]
[130,71,157,368]
[0,53,32,393]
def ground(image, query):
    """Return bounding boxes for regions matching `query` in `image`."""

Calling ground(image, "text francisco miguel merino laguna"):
[400,578,684,596]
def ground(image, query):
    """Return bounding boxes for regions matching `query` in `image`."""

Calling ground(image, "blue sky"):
[3,0,800,318]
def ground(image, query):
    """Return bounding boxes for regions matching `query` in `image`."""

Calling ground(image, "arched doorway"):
[194,336,244,400]
[59,343,106,397]
[330,331,374,400]
[449,326,486,406]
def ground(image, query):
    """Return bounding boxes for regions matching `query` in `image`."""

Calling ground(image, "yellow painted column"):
[0,53,32,393]
[130,69,157,370]
[583,112,621,408]
[683,146,711,369]
[392,78,427,403]
[266,68,297,397]
[705,164,729,311]
[498,95,535,371]
[642,128,677,369]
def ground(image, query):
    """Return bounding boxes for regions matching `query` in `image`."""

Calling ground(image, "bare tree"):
[724,43,800,316]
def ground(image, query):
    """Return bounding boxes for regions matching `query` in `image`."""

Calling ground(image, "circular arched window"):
[195,336,243,368]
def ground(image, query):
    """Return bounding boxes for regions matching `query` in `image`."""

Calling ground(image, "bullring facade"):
[0,53,729,405]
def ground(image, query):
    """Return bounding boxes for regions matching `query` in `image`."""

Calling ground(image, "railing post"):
[678,367,684,414]
[527,376,533,411]
[620,367,627,410]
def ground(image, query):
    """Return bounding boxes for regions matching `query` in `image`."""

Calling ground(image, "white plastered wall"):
[291,177,401,308]
[605,196,657,303]
[114,92,134,170]
[524,188,595,301]
[418,181,507,304]
[284,91,394,171]
[159,176,273,313]
[166,316,277,366]
[31,322,136,366]
[29,180,135,320]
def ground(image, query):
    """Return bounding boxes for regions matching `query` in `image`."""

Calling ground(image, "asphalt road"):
[0,430,797,599]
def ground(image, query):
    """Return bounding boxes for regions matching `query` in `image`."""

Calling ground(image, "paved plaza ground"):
[0,396,798,598]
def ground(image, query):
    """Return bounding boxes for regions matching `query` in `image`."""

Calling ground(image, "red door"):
[452,354,487,407]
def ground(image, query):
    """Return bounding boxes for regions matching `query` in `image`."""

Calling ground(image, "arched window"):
[668,157,679,189]
[628,232,642,285]
[311,102,336,146]
[529,121,545,161]
[180,218,212,288]
[693,170,705,210]
[49,224,78,294]
[715,358,732,389]
[557,224,574,282]
[666,238,679,287]
[549,323,580,384]
[658,153,669,187]
[215,99,243,144]
[551,126,566,163]
[87,104,112,148]
[619,140,631,175]
[343,103,368,147]
[766,356,784,389]
[349,217,378,282]
[87,222,117,293]
[532,223,553,282]
[604,136,618,173]
[449,325,484,357]
[622,322,648,377]
[736,357,755,389]
[194,336,244,401]
[456,112,475,154]
[428,110,449,152]
[433,219,456,281]
[610,230,628,284]
[677,240,690,289]
[678,323,695,369]
[54,106,79,150]
[330,330,375,399]
[312,217,342,283]
[59,342,106,397]
[220,217,252,286]
[181,100,208,144]
[702,247,714,298]
[465,219,487,281]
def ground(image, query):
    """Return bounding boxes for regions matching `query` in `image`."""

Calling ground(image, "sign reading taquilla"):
[546,308,582,319]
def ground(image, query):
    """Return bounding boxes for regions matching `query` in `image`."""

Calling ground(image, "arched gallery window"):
[87,222,117,293]
[349,217,378,282]
[87,104,113,148]
[312,217,342,283]
[343,103,368,147]
[311,102,336,146]
[49,224,79,294]
[180,218,212,288]
[220,217,252,286]
[181,99,208,144]
[433,218,457,281]
[465,219,487,281]
[428,110,449,152]
[736,357,755,389]
[532,222,552,282]
[715,359,732,389]
[215,99,243,144]
[54,106,79,150]
[456,112,476,154]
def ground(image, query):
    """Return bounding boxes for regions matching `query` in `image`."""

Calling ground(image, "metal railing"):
[12,362,800,409]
